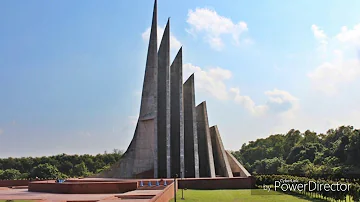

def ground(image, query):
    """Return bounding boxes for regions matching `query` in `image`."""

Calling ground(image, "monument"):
[96,0,251,179]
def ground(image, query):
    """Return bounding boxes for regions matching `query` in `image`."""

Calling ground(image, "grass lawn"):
[170,189,330,202]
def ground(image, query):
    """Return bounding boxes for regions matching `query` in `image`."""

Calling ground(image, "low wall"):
[28,181,138,194]
[0,180,29,187]
[150,181,177,202]
[178,177,255,190]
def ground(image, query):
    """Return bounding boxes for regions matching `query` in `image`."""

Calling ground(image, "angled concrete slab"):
[196,101,216,178]
[156,18,170,178]
[225,150,251,177]
[97,0,158,178]
[210,125,233,177]
[170,48,185,178]
[183,74,200,178]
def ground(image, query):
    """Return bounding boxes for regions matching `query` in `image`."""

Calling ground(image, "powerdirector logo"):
[252,179,351,195]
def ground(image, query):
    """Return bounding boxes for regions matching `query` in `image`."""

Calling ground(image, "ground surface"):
[170,189,329,202]
[2,188,343,202]
[0,201,37,202]
[0,188,116,201]
[0,187,164,202]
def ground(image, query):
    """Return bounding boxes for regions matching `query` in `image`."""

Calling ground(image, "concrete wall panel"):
[170,48,185,178]
[196,102,216,178]
[209,126,233,177]
[183,74,200,178]
[157,19,170,178]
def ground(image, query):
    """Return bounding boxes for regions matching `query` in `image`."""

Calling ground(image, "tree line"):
[0,149,123,180]
[232,125,360,179]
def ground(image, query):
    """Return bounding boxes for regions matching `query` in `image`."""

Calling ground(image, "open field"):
[170,189,331,202]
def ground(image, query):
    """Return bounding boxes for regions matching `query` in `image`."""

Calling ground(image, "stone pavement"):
[0,188,121,202]
[0,186,167,202]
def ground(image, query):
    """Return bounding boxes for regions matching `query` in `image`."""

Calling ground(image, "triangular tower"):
[96,0,251,180]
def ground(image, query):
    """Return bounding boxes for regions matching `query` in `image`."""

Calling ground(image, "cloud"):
[230,88,268,115]
[141,26,181,51]
[229,88,298,116]
[264,89,298,113]
[336,24,360,45]
[184,63,297,116]
[309,23,360,95]
[311,24,328,51]
[311,25,327,40]
[308,54,360,95]
[183,63,231,100]
[186,8,248,50]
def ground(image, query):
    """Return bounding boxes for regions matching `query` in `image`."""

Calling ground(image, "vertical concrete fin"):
[96,0,159,179]
[157,17,170,178]
[140,0,158,119]
[170,47,185,178]
[210,125,233,177]
[179,48,185,179]
[196,101,216,178]
[98,0,159,179]
[183,74,200,178]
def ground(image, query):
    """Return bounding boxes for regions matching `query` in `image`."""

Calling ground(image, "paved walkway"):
[0,188,117,202]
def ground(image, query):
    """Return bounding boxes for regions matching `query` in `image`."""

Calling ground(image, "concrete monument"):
[97,0,251,179]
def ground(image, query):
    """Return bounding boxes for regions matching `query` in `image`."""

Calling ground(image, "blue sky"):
[1,0,360,158]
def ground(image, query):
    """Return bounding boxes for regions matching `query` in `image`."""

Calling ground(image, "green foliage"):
[0,149,123,179]
[234,125,360,178]
[252,157,284,175]
[71,162,89,177]
[30,163,63,179]
[0,169,21,180]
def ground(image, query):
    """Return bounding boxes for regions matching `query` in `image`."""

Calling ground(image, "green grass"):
[170,189,330,202]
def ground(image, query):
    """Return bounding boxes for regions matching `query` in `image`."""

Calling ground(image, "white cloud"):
[311,24,327,40]
[183,63,231,100]
[186,8,248,50]
[141,26,181,51]
[311,24,328,51]
[336,24,360,45]
[308,56,360,95]
[265,89,298,113]
[229,88,298,116]
[230,87,268,116]
[309,24,360,95]
[184,63,297,116]
[208,36,224,51]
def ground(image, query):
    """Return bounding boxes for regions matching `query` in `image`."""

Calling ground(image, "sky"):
[1,0,360,158]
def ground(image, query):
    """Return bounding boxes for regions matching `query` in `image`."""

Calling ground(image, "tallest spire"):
[139,0,158,119]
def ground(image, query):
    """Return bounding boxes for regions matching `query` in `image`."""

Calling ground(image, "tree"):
[0,169,21,180]
[30,163,64,179]
[283,129,302,158]
[72,162,89,177]
[287,159,311,176]
[251,158,284,174]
